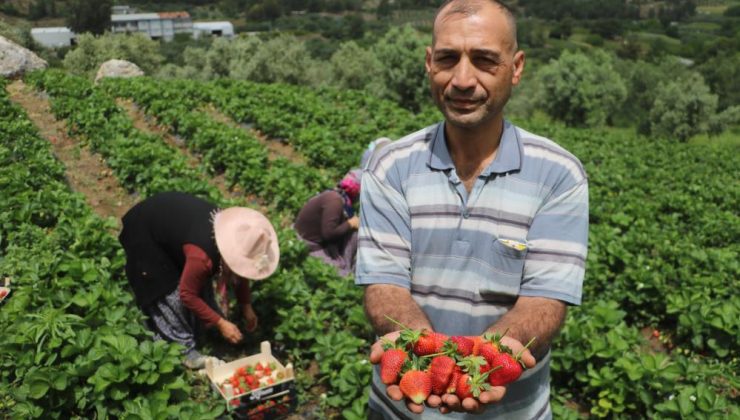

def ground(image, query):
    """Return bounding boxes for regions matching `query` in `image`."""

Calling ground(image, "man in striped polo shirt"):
[355,1,589,419]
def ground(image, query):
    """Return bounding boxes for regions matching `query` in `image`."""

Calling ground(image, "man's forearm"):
[364,284,433,335]
[486,296,567,360]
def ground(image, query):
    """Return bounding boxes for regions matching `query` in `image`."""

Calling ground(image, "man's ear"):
[511,50,525,86]
[425,46,433,74]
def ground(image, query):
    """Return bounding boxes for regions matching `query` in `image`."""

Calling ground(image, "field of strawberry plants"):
[1,70,738,419]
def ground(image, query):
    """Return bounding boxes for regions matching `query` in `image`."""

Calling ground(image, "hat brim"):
[213,208,280,280]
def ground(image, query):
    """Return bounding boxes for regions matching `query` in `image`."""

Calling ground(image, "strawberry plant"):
[0,84,223,418]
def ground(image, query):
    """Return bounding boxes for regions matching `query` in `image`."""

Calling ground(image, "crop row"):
[97,77,332,214]
[0,79,223,418]
[23,70,375,418]
[97,76,435,178]
[525,121,740,418]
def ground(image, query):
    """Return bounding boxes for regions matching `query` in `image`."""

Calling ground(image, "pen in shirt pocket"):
[499,238,528,251]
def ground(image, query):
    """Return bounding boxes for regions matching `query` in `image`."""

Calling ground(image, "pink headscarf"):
[338,169,362,203]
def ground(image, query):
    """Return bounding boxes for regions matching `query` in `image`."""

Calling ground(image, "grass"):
[688,126,740,147]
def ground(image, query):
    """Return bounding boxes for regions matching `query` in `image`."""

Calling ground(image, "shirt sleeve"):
[179,244,221,327]
[354,170,412,288]
[320,193,351,241]
[234,278,252,305]
[520,179,589,305]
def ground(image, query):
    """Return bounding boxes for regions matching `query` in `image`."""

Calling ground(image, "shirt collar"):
[427,120,523,175]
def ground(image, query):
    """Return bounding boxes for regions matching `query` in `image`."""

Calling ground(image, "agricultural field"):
[1,70,738,419]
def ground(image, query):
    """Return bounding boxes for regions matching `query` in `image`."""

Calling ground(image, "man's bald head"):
[432,0,518,52]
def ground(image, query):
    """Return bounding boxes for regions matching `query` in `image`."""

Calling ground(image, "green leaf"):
[27,380,49,400]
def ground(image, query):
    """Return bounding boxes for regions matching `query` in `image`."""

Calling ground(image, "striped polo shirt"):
[355,121,589,419]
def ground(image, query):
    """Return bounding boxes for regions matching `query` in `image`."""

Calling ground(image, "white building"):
[192,21,235,39]
[111,11,193,41]
[30,27,76,48]
[32,8,235,48]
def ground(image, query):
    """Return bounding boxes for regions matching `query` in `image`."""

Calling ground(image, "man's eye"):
[435,56,456,64]
[475,57,498,67]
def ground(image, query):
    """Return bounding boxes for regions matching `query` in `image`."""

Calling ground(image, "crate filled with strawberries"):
[0,279,11,305]
[379,319,535,405]
[206,341,296,418]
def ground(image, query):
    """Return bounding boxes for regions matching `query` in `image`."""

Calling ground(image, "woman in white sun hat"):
[119,191,280,369]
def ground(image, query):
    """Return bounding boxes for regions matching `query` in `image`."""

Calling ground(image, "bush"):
[649,72,727,141]
[696,53,740,111]
[62,33,164,77]
[329,41,386,95]
[614,57,692,131]
[723,4,740,17]
[372,25,430,111]
[535,49,627,126]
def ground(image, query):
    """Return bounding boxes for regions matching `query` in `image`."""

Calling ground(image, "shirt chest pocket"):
[477,238,528,300]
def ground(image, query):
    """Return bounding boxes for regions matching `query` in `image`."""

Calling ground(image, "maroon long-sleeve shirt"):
[178,244,251,327]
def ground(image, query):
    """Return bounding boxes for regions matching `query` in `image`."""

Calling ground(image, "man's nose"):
[451,57,476,92]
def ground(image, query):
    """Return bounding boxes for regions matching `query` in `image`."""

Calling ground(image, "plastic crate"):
[206,341,297,418]
[232,387,297,420]
[0,286,10,305]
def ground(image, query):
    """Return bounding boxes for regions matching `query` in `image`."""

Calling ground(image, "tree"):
[329,41,386,95]
[63,33,163,77]
[66,0,112,35]
[615,57,692,132]
[29,0,55,20]
[697,53,740,111]
[377,0,392,18]
[227,36,264,80]
[649,73,734,141]
[248,35,321,85]
[535,50,627,127]
[372,25,430,111]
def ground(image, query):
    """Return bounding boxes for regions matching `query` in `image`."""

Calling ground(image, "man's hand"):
[242,303,258,332]
[347,215,360,230]
[500,336,536,369]
[432,388,507,414]
[369,332,508,415]
[370,331,428,414]
[428,335,536,414]
[217,318,243,344]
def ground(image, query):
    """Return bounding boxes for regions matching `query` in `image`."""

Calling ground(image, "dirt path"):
[202,104,306,164]
[6,80,136,226]
[116,98,253,204]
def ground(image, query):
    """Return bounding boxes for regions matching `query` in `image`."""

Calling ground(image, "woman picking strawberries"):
[119,191,280,369]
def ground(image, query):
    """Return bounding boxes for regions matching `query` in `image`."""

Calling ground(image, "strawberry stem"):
[515,336,537,360]
[384,315,411,331]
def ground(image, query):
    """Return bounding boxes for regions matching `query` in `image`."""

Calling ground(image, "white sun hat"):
[213,207,279,280]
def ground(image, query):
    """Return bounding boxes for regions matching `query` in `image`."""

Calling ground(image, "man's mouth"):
[447,98,480,109]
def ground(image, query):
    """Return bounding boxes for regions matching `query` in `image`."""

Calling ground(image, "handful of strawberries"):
[379,318,535,406]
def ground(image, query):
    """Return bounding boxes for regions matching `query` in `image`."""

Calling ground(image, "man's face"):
[426,5,524,129]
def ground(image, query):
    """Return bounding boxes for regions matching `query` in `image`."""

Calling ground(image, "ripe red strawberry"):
[478,342,499,365]
[449,336,474,357]
[455,371,491,400]
[399,370,432,404]
[487,336,536,386]
[455,373,474,400]
[455,355,490,399]
[429,355,456,395]
[413,330,448,356]
[467,336,484,356]
[380,348,408,385]
[488,352,524,386]
[445,366,463,394]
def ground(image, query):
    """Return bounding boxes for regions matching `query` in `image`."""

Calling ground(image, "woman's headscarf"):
[337,169,362,217]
